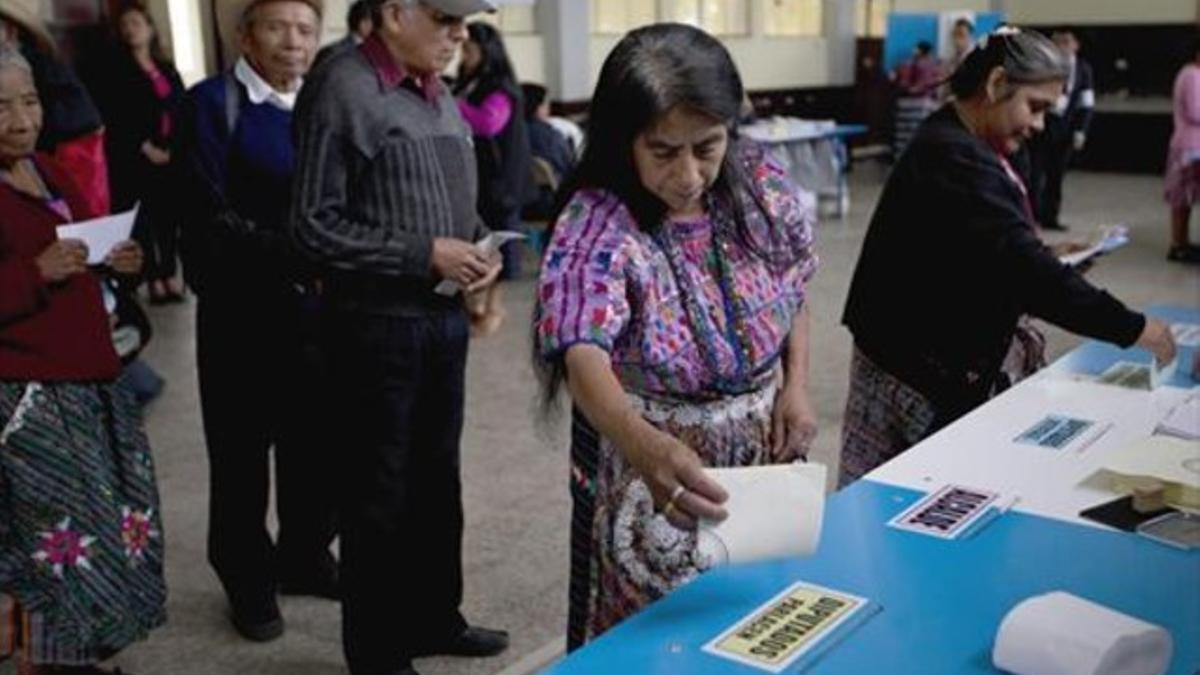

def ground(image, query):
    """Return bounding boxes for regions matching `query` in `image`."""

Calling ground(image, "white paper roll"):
[992,591,1172,675]
[696,462,826,566]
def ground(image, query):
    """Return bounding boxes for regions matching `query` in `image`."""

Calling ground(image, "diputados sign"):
[703,581,868,672]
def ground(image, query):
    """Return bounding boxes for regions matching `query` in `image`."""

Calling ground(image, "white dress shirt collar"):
[234,57,300,111]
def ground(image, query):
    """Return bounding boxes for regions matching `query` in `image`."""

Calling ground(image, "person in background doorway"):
[1028,26,1094,231]
[312,0,372,71]
[1164,35,1200,264]
[95,1,186,304]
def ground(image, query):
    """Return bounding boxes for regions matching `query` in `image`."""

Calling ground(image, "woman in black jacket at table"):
[838,27,1176,486]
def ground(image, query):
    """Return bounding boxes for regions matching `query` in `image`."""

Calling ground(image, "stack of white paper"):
[696,462,826,566]
[993,591,1172,675]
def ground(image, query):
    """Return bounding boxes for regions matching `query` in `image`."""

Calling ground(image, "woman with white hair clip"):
[0,47,164,675]
[839,27,1177,486]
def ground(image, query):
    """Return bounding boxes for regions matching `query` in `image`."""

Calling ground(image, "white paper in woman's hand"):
[697,462,826,566]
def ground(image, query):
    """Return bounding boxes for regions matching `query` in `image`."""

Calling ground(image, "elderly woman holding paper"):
[0,47,165,674]
[533,25,818,649]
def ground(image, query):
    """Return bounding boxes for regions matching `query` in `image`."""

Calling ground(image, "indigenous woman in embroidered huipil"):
[839,28,1178,487]
[0,48,165,674]
[532,24,819,649]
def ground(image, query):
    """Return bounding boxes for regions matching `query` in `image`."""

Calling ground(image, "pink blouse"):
[535,145,818,399]
[456,91,513,138]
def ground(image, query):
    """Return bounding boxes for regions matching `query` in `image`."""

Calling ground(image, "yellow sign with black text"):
[703,582,868,672]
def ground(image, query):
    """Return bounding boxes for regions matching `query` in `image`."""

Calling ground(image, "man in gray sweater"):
[290,1,505,673]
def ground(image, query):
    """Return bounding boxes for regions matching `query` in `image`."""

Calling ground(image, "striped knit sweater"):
[290,46,488,315]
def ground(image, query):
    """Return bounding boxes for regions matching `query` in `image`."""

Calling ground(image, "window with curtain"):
[662,0,750,36]
[590,0,657,35]
[762,0,822,37]
[856,0,892,38]
[476,4,537,34]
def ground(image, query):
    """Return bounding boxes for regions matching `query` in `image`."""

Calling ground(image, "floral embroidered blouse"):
[535,144,818,399]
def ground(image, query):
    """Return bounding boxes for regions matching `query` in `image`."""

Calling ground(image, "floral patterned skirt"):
[0,378,166,665]
[566,383,777,650]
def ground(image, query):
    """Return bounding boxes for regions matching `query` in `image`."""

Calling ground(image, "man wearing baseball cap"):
[177,0,337,644]
[290,1,506,673]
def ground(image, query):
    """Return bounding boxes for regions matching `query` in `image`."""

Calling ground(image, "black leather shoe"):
[415,625,509,657]
[230,595,284,642]
[1041,221,1069,231]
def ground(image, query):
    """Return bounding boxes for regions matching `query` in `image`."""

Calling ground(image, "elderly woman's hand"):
[36,239,89,282]
[771,385,817,462]
[628,429,729,530]
[106,240,144,275]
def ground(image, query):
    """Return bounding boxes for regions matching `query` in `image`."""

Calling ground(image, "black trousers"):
[196,291,337,607]
[325,307,470,674]
[1031,113,1074,228]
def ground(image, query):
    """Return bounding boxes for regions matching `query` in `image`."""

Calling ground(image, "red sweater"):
[0,154,120,382]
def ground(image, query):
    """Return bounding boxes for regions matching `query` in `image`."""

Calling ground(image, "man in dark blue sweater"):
[177,0,337,644]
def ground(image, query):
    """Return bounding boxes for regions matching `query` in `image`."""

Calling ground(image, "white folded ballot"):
[433,231,526,296]
[55,204,139,264]
[993,591,1172,675]
[696,462,826,566]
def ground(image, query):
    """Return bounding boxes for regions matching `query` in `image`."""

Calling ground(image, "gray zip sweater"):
[290,45,487,315]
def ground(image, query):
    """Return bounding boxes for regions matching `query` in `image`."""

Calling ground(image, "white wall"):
[1006,0,1197,24]
[505,34,547,86]
[892,0,992,11]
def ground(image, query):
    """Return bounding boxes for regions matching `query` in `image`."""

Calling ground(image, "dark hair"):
[954,17,974,33]
[915,40,932,56]
[347,0,371,32]
[454,22,520,104]
[533,23,783,411]
[949,27,1069,100]
[114,1,171,65]
[521,81,547,120]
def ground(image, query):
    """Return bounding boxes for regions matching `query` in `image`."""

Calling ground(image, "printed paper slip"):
[1057,223,1128,267]
[433,231,526,296]
[703,581,870,673]
[1097,361,1152,390]
[56,204,139,264]
[887,484,999,539]
[1013,415,1097,450]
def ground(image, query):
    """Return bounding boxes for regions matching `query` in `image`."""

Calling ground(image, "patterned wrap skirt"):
[839,321,1046,488]
[566,382,777,650]
[0,378,166,665]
